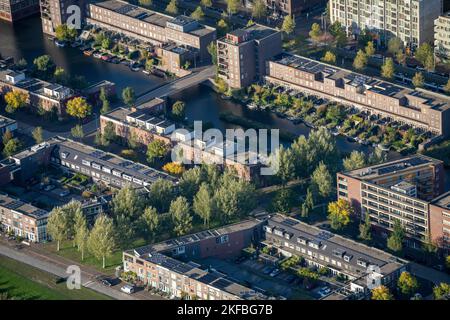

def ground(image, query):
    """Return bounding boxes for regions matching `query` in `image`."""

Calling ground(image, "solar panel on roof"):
[281,218,298,227]
[197,273,220,284]
[5,200,24,210]
[214,278,232,290]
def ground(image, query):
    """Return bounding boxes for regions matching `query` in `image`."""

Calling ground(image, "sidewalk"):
[0,238,164,300]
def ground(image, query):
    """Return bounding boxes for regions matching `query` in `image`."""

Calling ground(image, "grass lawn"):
[0,256,112,300]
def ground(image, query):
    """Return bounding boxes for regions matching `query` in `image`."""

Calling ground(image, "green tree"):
[281,15,296,35]
[433,283,450,300]
[311,162,333,199]
[47,207,69,251]
[371,285,394,300]
[271,188,295,214]
[170,196,192,236]
[2,130,13,146]
[388,37,403,57]
[33,55,55,77]
[216,19,229,37]
[102,121,116,145]
[273,145,295,185]
[353,49,368,70]
[309,23,322,42]
[387,219,405,252]
[3,138,21,157]
[54,67,67,84]
[381,57,395,79]
[55,24,77,41]
[165,0,178,15]
[73,209,89,261]
[66,97,92,120]
[193,183,214,226]
[226,0,240,15]
[140,206,159,241]
[397,271,419,297]
[87,214,116,268]
[200,0,212,7]
[207,42,217,65]
[32,126,44,144]
[412,72,425,88]
[444,79,450,94]
[101,37,111,50]
[16,58,27,70]
[343,150,366,171]
[322,51,336,64]
[146,139,169,164]
[171,100,186,121]
[122,87,136,107]
[415,43,433,67]
[359,213,372,241]
[149,179,175,213]
[138,0,152,7]
[327,199,353,230]
[101,99,110,115]
[365,41,375,56]
[179,167,203,200]
[191,6,204,20]
[251,0,266,19]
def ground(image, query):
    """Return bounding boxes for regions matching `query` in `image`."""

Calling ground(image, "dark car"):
[101,279,113,287]
[54,276,67,284]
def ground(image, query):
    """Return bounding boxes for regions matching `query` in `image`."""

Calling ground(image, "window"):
[216,235,229,244]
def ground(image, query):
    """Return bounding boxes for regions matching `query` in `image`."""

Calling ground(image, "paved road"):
[0,240,163,300]
[135,65,216,103]
[410,262,450,285]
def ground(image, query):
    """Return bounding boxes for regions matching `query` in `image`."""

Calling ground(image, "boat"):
[71,41,82,48]
[304,121,315,129]
[347,137,357,143]
[377,144,390,151]
[130,63,141,71]
[247,102,258,110]
[54,40,66,47]
[221,94,232,100]
[93,52,102,59]
[110,57,120,64]
[83,49,94,56]
[330,129,339,136]
[101,54,112,61]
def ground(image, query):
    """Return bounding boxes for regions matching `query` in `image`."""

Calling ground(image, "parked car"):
[269,268,281,277]
[121,284,135,294]
[318,286,331,297]
[59,190,70,197]
[262,266,273,275]
[101,279,113,287]
[44,185,56,191]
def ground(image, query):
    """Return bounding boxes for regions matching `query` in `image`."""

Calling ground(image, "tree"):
[353,49,368,70]
[88,214,115,268]
[4,90,28,113]
[73,209,89,261]
[171,100,186,121]
[122,87,135,107]
[381,57,395,79]
[165,0,178,15]
[207,42,217,65]
[359,213,372,241]
[55,24,77,41]
[322,51,336,64]
[343,151,366,171]
[138,0,152,7]
[415,43,433,67]
[54,67,67,84]
[146,140,169,164]
[101,99,111,115]
[149,179,174,212]
[32,127,44,144]
[140,206,159,241]
[397,271,419,297]
[311,162,333,199]
[193,183,214,226]
[216,19,228,36]
[371,285,393,300]
[412,72,425,88]
[271,188,295,214]
[387,219,405,252]
[71,124,84,140]
[387,37,403,57]
[200,0,212,7]
[446,255,450,270]
[16,58,27,70]
[327,199,353,230]
[251,0,266,19]
[47,207,69,251]
[273,145,295,185]
[101,37,111,50]
[66,97,92,120]
[433,283,450,300]
[162,162,184,175]
[365,41,375,56]
[424,54,434,72]
[191,6,204,20]
[2,130,13,146]
[179,167,203,200]
[226,0,239,15]
[3,138,21,157]
[102,121,116,145]
[309,23,322,42]
[444,79,450,94]
[281,15,296,36]
[33,55,55,77]
[170,196,192,236]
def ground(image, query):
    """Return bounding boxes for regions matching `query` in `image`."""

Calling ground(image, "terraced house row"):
[336,154,450,249]
[265,54,450,138]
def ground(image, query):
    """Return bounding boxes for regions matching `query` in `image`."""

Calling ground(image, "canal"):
[0,16,166,95]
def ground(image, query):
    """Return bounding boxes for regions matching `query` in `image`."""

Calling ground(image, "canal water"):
[0,16,166,95]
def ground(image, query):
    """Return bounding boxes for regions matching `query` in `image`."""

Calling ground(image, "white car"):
[318,287,331,297]
[269,269,280,277]
[120,284,135,294]
[59,190,70,197]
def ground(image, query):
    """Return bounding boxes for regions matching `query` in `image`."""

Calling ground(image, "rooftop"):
[0,193,49,220]
[0,115,16,128]
[431,191,450,209]
[221,23,279,44]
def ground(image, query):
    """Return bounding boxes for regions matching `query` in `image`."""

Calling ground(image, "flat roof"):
[431,190,450,209]
[0,193,49,220]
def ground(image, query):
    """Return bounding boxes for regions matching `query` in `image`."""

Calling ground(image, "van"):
[121,284,135,294]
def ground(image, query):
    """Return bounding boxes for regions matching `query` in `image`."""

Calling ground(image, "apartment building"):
[0,69,76,118]
[86,0,216,61]
[123,219,265,300]
[0,0,39,22]
[40,0,87,36]
[265,54,450,137]
[329,0,442,48]
[429,192,450,249]
[263,214,409,299]
[100,98,174,147]
[6,136,177,189]
[265,0,327,16]
[336,155,445,245]
[0,193,49,242]
[435,12,450,61]
[217,24,282,89]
